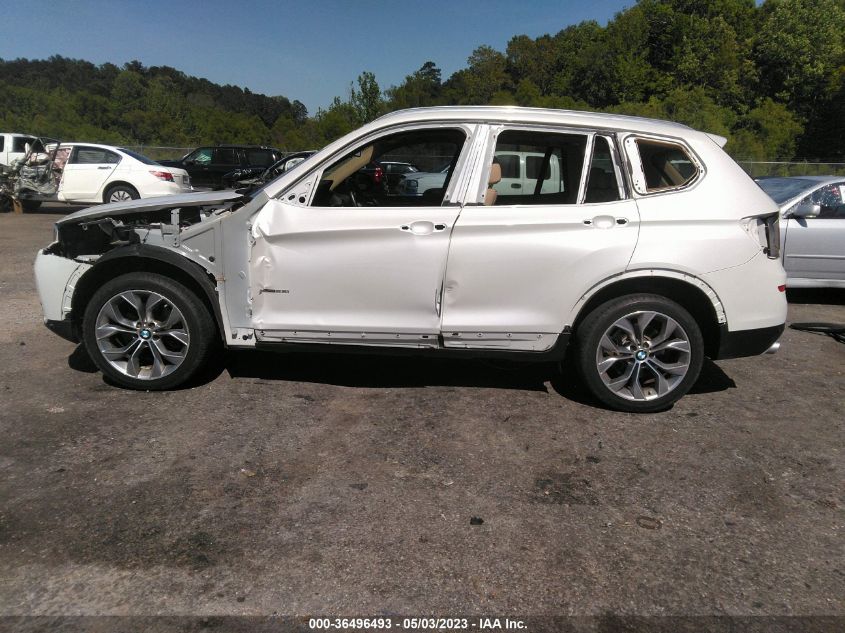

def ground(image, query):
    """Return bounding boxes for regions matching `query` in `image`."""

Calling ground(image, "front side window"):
[70,147,121,164]
[633,139,698,193]
[12,136,35,152]
[491,130,588,205]
[186,148,213,164]
[310,128,466,207]
[808,183,845,219]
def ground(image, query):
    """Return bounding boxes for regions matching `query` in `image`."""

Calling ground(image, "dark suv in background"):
[159,145,282,189]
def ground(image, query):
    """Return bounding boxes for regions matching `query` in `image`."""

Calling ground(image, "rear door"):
[441,128,639,351]
[59,146,121,202]
[783,181,845,282]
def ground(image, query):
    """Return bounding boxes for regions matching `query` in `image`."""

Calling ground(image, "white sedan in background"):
[49,143,192,204]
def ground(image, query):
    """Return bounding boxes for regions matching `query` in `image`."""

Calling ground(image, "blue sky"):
[1,0,631,115]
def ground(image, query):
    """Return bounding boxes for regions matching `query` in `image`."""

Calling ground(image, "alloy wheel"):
[595,310,692,401]
[95,290,190,380]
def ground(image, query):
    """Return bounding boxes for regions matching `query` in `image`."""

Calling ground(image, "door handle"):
[511,183,521,189]
[97,166,111,170]
[400,221,446,235]
[584,215,618,229]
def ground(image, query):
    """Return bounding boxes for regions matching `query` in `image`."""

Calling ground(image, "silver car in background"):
[756,176,845,288]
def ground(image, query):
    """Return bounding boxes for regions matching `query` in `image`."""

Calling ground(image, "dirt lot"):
[0,206,843,625]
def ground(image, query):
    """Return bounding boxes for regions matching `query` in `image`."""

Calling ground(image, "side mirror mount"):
[791,200,820,218]
[183,159,195,166]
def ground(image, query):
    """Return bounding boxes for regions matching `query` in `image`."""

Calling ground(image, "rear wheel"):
[104,184,139,204]
[21,199,42,211]
[82,272,216,390]
[573,294,704,413]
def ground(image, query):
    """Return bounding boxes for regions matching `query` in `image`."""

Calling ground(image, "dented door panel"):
[249,200,461,341]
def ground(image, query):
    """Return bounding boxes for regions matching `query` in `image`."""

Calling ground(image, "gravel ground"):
[0,207,842,626]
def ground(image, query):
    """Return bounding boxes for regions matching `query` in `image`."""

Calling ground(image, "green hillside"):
[2,0,844,162]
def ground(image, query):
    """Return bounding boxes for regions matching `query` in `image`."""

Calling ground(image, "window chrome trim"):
[622,134,705,197]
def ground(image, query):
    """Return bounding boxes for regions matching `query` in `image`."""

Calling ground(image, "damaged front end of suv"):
[34,190,252,386]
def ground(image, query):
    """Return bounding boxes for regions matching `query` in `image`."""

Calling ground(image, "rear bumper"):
[713,323,785,360]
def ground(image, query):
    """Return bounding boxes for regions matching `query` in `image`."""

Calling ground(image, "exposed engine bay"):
[51,196,246,259]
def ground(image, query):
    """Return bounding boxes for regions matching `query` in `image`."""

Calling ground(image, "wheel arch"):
[569,271,726,358]
[70,245,226,343]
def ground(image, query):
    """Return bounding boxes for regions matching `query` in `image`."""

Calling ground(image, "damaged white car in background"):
[34,106,787,412]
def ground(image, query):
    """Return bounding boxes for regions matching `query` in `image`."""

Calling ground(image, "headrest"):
[488,162,502,185]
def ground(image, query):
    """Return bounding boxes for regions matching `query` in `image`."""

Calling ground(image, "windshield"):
[118,148,160,166]
[756,178,816,204]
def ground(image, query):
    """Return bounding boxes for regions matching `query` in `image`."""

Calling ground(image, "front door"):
[783,181,845,283]
[249,125,476,346]
[59,146,120,202]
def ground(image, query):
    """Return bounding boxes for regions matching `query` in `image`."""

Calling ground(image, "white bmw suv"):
[34,107,787,412]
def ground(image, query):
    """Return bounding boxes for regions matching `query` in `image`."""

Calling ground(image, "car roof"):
[370,106,698,137]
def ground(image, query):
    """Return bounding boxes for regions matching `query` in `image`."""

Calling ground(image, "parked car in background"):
[397,162,450,197]
[34,106,786,413]
[55,143,191,203]
[160,145,282,189]
[221,150,316,190]
[0,133,56,167]
[10,142,191,207]
[756,175,845,288]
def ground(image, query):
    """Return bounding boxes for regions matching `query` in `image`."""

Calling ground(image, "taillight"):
[150,170,174,182]
[744,212,781,259]
[763,213,781,259]
[373,166,383,184]
[778,285,786,292]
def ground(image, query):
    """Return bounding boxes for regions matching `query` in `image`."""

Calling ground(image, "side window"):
[310,128,466,208]
[247,150,274,167]
[585,136,622,203]
[69,147,121,164]
[213,148,239,166]
[0,136,4,152]
[491,129,588,205]
[634,139,698,193]
[810,183,845,219]
[186,148,213,164]
[12,136,35,152]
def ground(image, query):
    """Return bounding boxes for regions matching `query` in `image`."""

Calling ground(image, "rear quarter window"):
[627,138,699,194]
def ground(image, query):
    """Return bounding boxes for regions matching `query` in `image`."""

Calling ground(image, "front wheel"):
[573,294,704,413]
[82,272,217,390]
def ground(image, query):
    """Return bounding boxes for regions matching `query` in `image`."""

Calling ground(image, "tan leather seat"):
[484,162,502,205]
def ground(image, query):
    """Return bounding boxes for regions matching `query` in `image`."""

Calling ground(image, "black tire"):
[103,184,139,204]
[82,272,217,390]
[21,199,42,212]
[0,195,11,213]
[572,294,704,413]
